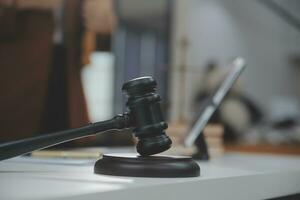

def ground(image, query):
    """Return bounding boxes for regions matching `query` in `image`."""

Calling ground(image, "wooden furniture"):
[226,143,300,156]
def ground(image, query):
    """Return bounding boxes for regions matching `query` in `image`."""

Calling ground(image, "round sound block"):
[94,154,200,178]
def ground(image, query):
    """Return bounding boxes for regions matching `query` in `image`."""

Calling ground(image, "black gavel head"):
[122,77,172,156]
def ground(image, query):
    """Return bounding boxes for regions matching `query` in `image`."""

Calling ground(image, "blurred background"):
[0,0,300,157]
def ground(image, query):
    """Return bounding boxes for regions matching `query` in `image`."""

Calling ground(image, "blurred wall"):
[169,0,300,122]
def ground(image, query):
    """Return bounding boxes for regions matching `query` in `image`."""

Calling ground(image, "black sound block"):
[94,154,200,178]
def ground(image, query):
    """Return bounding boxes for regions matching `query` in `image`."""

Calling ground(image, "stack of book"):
[163,122,224,159]
[203,124,224,159]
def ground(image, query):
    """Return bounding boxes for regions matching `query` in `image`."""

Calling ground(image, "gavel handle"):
[0,114,130,161]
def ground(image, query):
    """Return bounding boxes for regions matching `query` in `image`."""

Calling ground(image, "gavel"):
[0,77,172,161]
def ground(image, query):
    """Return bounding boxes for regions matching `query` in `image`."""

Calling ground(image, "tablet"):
[184,57,246,147]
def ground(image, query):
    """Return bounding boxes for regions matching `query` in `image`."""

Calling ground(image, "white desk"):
[0,152,300,200]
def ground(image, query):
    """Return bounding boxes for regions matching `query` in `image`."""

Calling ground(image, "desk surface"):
[0,152,300,200]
